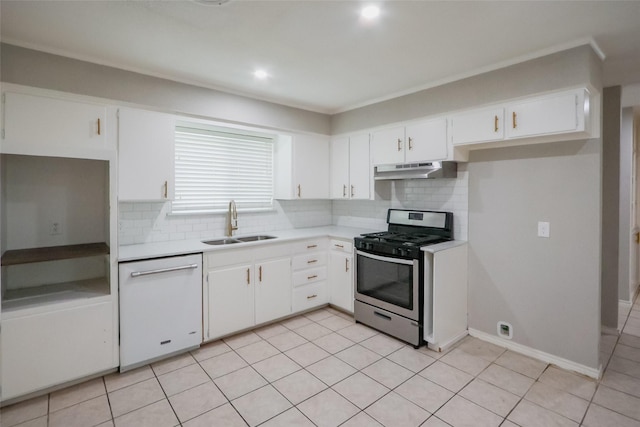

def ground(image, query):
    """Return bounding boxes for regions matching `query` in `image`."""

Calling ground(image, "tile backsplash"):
[119,166,468,245]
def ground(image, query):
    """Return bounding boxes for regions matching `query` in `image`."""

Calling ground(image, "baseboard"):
[601,325,620,336]
[620,299,633,310]
[427,330,468,352]
[468,328,601,379]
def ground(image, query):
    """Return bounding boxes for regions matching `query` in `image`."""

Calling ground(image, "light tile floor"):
[4,303,640,427]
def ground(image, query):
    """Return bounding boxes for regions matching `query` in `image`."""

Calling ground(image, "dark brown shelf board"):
[1,242,110,266]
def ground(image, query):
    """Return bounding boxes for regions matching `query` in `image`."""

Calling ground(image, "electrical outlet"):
[49,221,62,235]
[537,221,550,238]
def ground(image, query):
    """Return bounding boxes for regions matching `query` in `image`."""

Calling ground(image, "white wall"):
[118,168,469,244]
[1,155,107,250]
[119,199,332,245]
[333,167,469,241]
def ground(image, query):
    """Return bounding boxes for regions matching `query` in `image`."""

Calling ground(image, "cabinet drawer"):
[330,239,353,253]
[292,238,328,253]
[293,282,328,312]
[293,252,327,270]
[293,266,327,287]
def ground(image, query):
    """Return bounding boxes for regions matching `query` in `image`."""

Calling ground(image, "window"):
[173,123,275,214]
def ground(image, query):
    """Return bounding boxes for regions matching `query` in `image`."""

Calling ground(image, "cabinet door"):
[330,137,350,199]
[2,92,108,156]
[505,90,583,139]
[1,302,114,400]
[349,134,371,200]
[294,134,330,199]
[450,106,504,146]
[405,118,448,162]
[371,126,405,165]
[118,108,175,201]
[328,252,354,312]
[206,264,254,340]
[255,257,292,324]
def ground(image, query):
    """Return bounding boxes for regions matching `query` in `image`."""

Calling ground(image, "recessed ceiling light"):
[254,69,268,80]
[361,5,380,20]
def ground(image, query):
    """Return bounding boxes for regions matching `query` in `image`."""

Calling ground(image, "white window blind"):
[173,125,275,213]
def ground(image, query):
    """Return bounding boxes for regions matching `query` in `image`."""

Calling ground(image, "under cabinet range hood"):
[374,161,457,180]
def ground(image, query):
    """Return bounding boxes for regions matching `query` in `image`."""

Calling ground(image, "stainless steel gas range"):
[354,209,453,348]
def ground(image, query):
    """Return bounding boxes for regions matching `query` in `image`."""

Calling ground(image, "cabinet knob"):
[307,274,318,280]
[97,118,101,136]
[494,115,499,132]
[246,268,250,285]
[164,181,168,199]
[408,137,413,150]
[397,138,402,151]
[345,258,349,272]
[307,294,318,300]
[259,265,263,282]
[307,259,318,264]
[343,184,347,198]
[297,184,301,198]
[512,111,518,129]
[351,185,355,198]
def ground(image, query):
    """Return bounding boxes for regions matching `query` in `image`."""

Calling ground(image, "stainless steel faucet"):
[226,199,238,236]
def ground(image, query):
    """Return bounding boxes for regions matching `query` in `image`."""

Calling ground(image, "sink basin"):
[236,235,277,242]
[202,238,242,245]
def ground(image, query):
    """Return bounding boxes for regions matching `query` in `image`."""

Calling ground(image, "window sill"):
[167,207,276,217]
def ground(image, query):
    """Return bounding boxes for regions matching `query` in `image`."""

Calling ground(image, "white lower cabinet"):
[204,244,292,341]
[255,257,292,324]
[293,281,328,312]
[1,301,114,400]
[291,238,329,312]
[424,244,468,351]
[206,263,255,339]
[328,239,354,313]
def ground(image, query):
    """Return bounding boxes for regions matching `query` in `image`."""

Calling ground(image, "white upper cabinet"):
[330,134,371,200]
[1,91,111,159]
[405,118,448,162]
[349,134,371,200]
[275,133,330,199]
[371,118,448,166]
[450,106,505,146]
[505,89,586,139]
[371,126,405,165]
[118,108,175,201]
[330,137,350,199]
[451,88,591,148]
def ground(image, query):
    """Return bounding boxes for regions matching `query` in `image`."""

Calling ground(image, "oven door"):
[355,250,420,321]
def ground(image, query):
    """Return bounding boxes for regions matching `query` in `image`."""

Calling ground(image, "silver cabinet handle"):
[131,263,198,277]
[307,294,318,300]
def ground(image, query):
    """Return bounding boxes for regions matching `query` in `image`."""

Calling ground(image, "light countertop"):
[118,225,377,261]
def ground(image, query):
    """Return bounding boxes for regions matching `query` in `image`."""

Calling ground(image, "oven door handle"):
[355,250,416,265]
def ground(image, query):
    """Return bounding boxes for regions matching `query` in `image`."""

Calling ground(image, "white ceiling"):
[2,1,640,114]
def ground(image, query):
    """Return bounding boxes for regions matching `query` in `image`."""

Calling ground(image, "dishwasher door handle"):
[130,263,199,277]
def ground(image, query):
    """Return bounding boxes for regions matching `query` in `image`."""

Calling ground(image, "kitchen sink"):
[202,238,242,245]
[201,235,277,245]
[236,235,277,242]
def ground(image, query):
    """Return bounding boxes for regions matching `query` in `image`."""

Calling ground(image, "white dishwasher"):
[119,253,202,371]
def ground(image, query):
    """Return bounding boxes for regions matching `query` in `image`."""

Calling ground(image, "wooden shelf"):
[1,242,109,266]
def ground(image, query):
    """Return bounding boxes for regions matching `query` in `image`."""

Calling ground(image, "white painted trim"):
[427,330,468,353]
[468,328,601,379]
[601,326,619,337]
